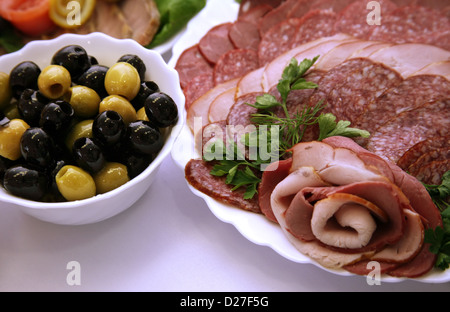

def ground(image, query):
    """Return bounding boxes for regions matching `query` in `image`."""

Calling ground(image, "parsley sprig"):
[423,171,450,270]
[205,56,370,200]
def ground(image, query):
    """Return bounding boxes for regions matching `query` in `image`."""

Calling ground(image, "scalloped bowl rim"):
[0,32,185,223]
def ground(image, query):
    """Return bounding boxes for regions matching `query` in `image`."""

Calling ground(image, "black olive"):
[77,65,109,98]
[121,151,152,179]
[18,89,49,126]
[144,92,178,128]
[125,120,163,155]
[72,137,106,173]
[0,155,12,182]
[39,100,74,136]
[9,61,41,99]
[131,81,160,111]
[93,110,125,147]
[117,54,146,81]
[88,55,98,65]
[20,127,55,169]
[3,165,48,201]
[51,45,90,80]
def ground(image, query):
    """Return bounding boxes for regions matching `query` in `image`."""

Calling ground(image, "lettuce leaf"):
[148,0,206,48]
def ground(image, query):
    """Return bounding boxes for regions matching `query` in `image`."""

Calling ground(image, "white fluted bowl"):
[0,32,185,225]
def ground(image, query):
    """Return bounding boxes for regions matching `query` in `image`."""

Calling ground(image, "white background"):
[1,0,450,293]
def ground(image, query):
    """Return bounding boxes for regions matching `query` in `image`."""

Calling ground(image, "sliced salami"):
[229,20,261,51]
[198,23,235,64]
[368,6,450,46]
[213,49,260,85]
[414,160,449,185]
[408,147,450,178]
[366,99,450,164]
[291,10,339,47]
[175,44,214,89]
[185,159,261,213]
[226,92,263,127]
[327,58,403,123]
[238,0,283,17]
[397,136,450,170]
[355,75,450,140]
[313,0,358,13]
[183,73,214,108]
[257,0,298,35]
[238,4,272,23]
[258,18,303,65]
[334,0,398,39]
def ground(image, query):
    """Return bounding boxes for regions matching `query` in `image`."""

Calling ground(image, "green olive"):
[136,107,149,121]
[0,119,30,160]
[3,100,21,120]
[105,62,141,101]
[38,65,72,99]
[65,119,94,151]
[67,85,101,118]
[93,162,129,194]
[55,165,96,201]
[98,95,136,125]
[0,72,12,111]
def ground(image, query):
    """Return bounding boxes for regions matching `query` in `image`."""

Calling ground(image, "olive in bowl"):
[0,33,185,225]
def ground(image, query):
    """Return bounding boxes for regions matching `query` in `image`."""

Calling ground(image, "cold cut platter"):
[170,0,450,283]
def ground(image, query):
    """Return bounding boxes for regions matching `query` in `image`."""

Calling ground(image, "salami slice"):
[257,0,298,35]
[183,73,214,108]
[355,75,450,140]
[238,0,283,17]
[258,18,303,65]
[185,159,261,213]
[397,136,450,170]
[414,160,449,185]
[238,4,272,23]
[291,10,339,47]
[327,58,403,123]
[198,23,236,64]
[213,49,260,85]
[229,20,261,51]
[366,99,450,164]
[408,148,450,178]
[226,92,263,127]
[313,0,359,13]
[334,0,398,39]
[368,6,450,46]
[175,44,214,89]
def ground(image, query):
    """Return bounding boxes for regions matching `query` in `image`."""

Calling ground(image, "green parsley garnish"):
[205,56,370,199]
[424,171,450,270]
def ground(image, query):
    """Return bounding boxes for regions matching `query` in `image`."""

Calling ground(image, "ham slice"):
[261,137,441,277]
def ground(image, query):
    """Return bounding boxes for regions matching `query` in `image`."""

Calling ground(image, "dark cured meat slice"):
[185,159,261,213]
[334,0,398,39]
[213,49,260,85]
[354,75,450,140]
[397,136,450,170]
[313,0,358,13]
[306,58,379,113]
[286,0,316,18]
[290,10,339,47]
[198,23,235,64]
[175,44,214,89]
[368,6,450,46]
[238,0,284,17]
[226,92,263,127]
[430,30,450,51]
[344,260,399,276]
[183,73,214,108]
[408,148,450,178]
[238,4,273,23]
[257,0,298,35]
[258,18,303,65]
[326,58,403,123]
[415,160,449,185]
[366,99,450,164]
[229,20,261,51]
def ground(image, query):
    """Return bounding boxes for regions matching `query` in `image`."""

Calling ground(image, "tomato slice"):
[0,0,56,37]
[49,0,96,29]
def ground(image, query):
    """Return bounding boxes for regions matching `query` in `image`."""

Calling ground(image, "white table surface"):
[1,24,450,295]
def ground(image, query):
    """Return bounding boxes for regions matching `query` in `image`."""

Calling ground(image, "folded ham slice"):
[262,136,441,277]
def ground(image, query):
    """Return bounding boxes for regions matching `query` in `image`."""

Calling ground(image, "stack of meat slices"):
[176,0,450,278]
